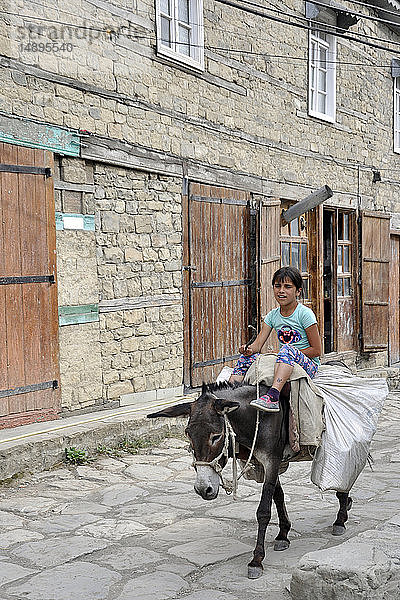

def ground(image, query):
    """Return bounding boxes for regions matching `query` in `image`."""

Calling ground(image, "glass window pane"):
[343,214,349,240]
[161,17,171,46]
[337,278,343,297]
[160,0,170,14]
[338,212,343,240]
[281,242,290,266]
[290,218,299,237]
[301,242,308,272]
[337,245,343,273]
[343,246,350,273]
[178,26,190,55]
[318,69,327,93]
[291,243,300,269]
[343,278,350,296]
[178,0,190,23]
[318,92,326,114]
[303,278,309,300]
[319,47,327,69]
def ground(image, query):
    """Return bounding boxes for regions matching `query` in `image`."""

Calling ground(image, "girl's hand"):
[239,344,256,356]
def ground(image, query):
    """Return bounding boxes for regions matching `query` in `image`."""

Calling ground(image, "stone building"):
[0,0,399,427]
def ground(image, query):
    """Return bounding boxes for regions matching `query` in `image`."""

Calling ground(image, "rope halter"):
[192,395,260,499]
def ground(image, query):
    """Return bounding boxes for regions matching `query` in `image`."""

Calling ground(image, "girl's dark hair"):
[272,266,303,292]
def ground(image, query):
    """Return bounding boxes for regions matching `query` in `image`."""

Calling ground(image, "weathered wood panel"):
[389,235,400,365]
[260,198,280,353]
[361,212,390,352]
[187,183,253,387]
[0,142,60,429]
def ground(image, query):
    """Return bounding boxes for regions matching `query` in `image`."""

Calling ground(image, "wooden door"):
[260,198,280,353]
[0,143,60,429]
[360,211,390,352]
[322,209,357,354]
[185,183,255,387]
[389,234,400,365]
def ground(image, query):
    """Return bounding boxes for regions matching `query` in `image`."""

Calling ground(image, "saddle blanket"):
[244,354,388,491]
[244,353,325,452]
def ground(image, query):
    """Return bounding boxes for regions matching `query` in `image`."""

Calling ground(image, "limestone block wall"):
[55,157,184,412]
[94,166,183,402]
[55,157,104,413]
[1,0,399,215]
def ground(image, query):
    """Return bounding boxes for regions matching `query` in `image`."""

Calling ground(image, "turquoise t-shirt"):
[264,303,320,366]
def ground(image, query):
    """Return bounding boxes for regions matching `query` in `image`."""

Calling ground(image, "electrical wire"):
[8,0,400,53]
[214,0,400,52]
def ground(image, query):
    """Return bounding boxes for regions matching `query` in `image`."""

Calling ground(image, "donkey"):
[148,381,353,579]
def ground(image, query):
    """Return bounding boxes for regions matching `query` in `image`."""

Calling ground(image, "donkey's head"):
[148,383,240,500]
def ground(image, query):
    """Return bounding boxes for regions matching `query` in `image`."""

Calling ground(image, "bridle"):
[191,395,260,498]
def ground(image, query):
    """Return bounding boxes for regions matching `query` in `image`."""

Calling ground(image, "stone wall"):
[1,0,399,412]
[94,167,183,402]
[55,157,184,412]
[0,0,399,214]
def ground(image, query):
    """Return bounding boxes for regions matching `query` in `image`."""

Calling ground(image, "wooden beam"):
[281,185,333,225]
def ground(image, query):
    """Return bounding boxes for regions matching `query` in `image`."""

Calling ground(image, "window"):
[156,0,204,69]
[280,209,310,299]
[309,27,336,122]
[395,77,400,153]
[337,212,352,297]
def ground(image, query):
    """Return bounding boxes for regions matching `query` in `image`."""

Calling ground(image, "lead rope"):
[192,356,262,499]
[235,354,260,487]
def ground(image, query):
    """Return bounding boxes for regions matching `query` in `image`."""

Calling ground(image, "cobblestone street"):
[0,394,399,600]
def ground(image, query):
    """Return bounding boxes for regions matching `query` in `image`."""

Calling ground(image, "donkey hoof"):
[248,566,263,579]
[332,524,346,536]
[274,539,290,551]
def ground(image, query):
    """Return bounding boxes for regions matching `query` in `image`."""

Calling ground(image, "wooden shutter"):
[187,183,254,387]
[0,143,60,429]
[360,211,390,351]
[259,198,281,352]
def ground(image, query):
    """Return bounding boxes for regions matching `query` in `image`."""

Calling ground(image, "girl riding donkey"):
[230,266,322,412]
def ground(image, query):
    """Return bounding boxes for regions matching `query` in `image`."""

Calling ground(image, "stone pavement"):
[0,393,399,600]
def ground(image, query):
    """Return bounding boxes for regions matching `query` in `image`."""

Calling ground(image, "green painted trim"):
[55,213,95,231]
[0,113,80,156]
[59,304,99,326]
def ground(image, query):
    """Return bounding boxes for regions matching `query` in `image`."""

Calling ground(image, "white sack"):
[311,366,388,493]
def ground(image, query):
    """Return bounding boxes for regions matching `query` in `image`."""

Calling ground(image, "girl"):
[230,266,322,412]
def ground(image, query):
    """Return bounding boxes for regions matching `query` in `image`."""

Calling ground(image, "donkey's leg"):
[332,491,353,536]
[248,479,276,579]
[273,477,291,551]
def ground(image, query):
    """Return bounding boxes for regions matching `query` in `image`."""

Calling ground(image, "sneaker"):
[250,395,280,412]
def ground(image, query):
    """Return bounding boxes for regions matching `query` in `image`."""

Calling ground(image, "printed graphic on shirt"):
[277,326,302,345]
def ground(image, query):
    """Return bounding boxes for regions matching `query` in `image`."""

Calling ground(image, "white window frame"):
[156,0,204,70]
[308,28,336,123]
[394,77,400,153]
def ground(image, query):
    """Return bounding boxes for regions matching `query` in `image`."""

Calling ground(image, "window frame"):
[156,0,204,71]
[280,210,310,300]
[308,27,337,123]
[394,76,400,153]
[337,212,352,298]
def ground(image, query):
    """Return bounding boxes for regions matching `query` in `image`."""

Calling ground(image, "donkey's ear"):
[214,399,240,415]
[147,402,192,419]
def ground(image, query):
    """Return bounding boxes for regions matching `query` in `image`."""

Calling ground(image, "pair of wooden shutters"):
[0,143,60,429]
[185,190,391,386]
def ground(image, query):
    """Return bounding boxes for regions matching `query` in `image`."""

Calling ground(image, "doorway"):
[183,182,257,388]
[322,208,357,354]
[389,234,400,365]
